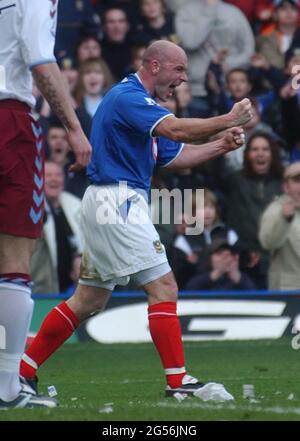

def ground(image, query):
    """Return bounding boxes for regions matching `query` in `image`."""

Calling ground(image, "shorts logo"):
[153,240,164,254]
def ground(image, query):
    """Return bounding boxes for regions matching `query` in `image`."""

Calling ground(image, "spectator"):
[224,0,274,29]
[164,0,185,13]
[60,254,82,297]
[251,48,300,149]
[172,189,238,289]
[74,58,114,118]
[76,34,102,64]
[30,162,83,294]
[256,0,299,70]
[222,103,277,174]
[278,49,300,151]
[126,43,148,74]
[259,162,300,290]
[93,0,141,28]
[101,7,133,80]
[175,81,193,117]
[175,0,255,117]
[46,120,70,166]
[34,59,92,138]
[55,0,102,63]
[46,119,90,199]
[224,132,283,288]
[58,58,92,138]
[185,238,256,291]
[209,67,275,121]
[134,0,178,45]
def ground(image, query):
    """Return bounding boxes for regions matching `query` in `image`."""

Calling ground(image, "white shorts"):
[79,185,170,290]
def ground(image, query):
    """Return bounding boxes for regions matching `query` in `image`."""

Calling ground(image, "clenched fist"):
[222,127,245,152]
[229,98,253,127]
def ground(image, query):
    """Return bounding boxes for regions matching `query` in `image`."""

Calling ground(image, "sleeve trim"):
[150,113,174,138]
[160,143,185,168]
[29,59,57,69]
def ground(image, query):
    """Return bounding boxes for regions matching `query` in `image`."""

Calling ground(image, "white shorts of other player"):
[79,184,170,290]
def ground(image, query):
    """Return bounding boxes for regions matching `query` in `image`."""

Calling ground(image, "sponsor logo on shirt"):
[145,97,157,106]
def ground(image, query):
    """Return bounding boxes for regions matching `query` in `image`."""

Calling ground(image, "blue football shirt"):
[87,74,184,193]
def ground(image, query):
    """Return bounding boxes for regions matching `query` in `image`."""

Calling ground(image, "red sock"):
[148,301,186,388]
[20,302,79,379]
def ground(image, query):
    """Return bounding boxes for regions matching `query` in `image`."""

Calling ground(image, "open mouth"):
[168,84,176,95]
[254,160,269,170]
[53,148,64,154]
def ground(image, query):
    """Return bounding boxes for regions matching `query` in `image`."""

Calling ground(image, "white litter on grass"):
[174,393,188,403]
[287,394,295,401]
[243,384,255,400]
[275,391,282,395]
[194,383,234,402]
[71,397,78,401]
[47,385,57,397]
[153,401,300,416]
[99,402,114,414]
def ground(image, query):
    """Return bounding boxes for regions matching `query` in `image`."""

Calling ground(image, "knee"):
[162,276,178,300]
[151,273,178,303]
[67,286,110,321]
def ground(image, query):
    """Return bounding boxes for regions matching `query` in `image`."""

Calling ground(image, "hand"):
[212,48,229,66]
[280,82,297,99]
[251,53,270,70]
[247,251,260,269]
[186,253,199,264]
[210,252,228,280]
[222,127,245,152]
[67,127,92,171]
[229,98,253,127]
[206,70,220,94]
[282,200,296,221]
[226,255,241,283]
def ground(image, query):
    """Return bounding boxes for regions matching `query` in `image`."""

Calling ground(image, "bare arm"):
[154,98,252,143]
[167,127,245,170]
[32,63,92,170]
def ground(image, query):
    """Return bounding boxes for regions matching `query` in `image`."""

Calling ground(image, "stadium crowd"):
[31,0,300,293]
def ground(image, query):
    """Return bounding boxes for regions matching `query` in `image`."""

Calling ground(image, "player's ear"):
[152,59,160,75]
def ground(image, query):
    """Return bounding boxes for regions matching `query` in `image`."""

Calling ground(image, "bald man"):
[21,41,252,402]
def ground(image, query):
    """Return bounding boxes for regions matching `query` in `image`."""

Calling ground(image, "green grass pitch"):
[0,338,299,421]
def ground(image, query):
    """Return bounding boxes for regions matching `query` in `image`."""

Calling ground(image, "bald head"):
[142,40,187,66]
[138,40,188,101]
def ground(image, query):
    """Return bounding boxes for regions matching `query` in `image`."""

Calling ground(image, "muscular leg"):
[0,233,35,274]
[67,284,112,322]
[0,234,35,401]
[20,284,111,379]
[141,271,186,388]
[143,271,178,305]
